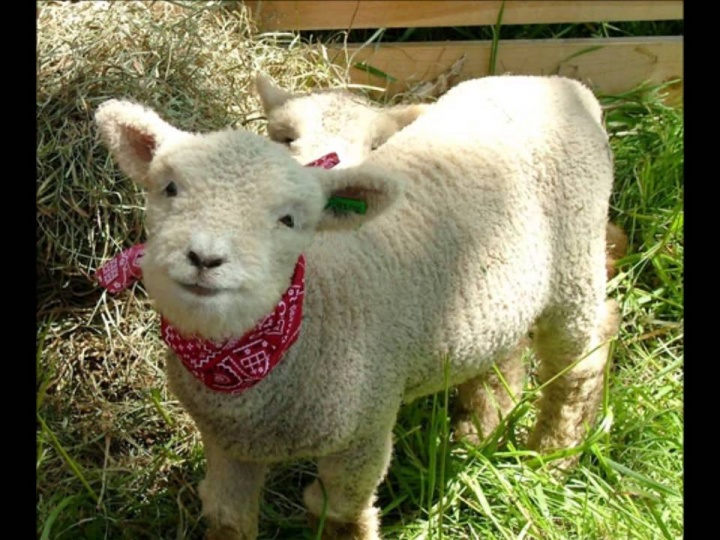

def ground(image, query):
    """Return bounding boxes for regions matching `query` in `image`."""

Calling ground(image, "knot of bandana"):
[95,243,146,294]
[305,152,340,169]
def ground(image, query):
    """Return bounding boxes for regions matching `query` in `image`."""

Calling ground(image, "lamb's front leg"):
[304,430,393,540]
[199,438,268,540]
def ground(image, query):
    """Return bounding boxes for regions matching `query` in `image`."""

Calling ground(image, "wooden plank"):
[245,1,683,31]
[329,36,683,101]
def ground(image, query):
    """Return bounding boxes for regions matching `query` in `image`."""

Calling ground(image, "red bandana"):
[95,153,338,394]
[160,257,304,393]
[95,243,146,293]
[305,152,340,169]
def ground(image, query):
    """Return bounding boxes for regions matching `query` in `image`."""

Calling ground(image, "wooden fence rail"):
[245,1,683,101]
[246,1,683,31]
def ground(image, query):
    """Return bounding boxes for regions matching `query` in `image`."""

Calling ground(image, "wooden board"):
[328,36,682,101]
[245,1,683,31]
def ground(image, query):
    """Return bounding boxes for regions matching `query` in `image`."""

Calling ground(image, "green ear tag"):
[325,196,367,215]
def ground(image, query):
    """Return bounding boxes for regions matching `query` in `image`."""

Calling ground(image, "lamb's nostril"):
[187,250,203,268]
[187,250,225,269]
[204,258,225,269]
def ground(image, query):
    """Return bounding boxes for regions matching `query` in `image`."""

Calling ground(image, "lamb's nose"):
[187,250,225,269]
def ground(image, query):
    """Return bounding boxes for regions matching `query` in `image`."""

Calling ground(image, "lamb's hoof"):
[533,453,581,481]
[550,454,581,473]
[527,435,583,476]
[307,508,381,540]
[452,414,483,446]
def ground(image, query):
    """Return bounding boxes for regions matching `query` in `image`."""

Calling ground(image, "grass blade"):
[489,1,506,75]
[39,495,80,540]
[558,45,604,65]
[352,62,397,83]
[37,413,100,504]
[604,458,681,498]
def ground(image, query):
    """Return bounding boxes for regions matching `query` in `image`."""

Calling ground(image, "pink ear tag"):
[95,243,146,294]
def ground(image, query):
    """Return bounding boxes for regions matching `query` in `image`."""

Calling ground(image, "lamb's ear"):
[255,73,293,113]
[372,104,429,150]
[315,164,404,232]
[95,99,181,184]
[385,103,430,130]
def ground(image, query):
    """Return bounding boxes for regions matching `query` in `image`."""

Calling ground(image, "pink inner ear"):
[126,126,157,163]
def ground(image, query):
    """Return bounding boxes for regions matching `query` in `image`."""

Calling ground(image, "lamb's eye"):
[279,215,294,228]
[164,182,178,197]
[280,137,296,146]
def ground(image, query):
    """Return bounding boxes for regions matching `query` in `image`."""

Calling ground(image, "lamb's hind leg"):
[304,429,394,540]
[453,337,529,444]
[528,299,620,470]
[199,437,268,540]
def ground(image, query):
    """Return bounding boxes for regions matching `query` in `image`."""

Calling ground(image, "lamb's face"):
[140,130,326,340]
[256,74,428,168]
[265,90,389,167]
[96,99,402,341]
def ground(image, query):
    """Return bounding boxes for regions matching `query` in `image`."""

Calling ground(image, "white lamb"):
[257,73,626,441]
[95,75,619,540]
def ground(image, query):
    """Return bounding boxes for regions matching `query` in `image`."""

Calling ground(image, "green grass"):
[37,3,683,539]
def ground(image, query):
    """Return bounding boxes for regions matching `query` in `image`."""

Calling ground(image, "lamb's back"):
[318,76,613,396]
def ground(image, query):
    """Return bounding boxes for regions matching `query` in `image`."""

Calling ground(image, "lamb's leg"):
[304,430,393,540]
[605,222,628,279]
[528,299,620,470]
[199,438,268,540]
[453,337,529,443]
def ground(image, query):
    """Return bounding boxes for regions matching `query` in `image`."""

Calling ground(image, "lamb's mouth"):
[178,282,222,297]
